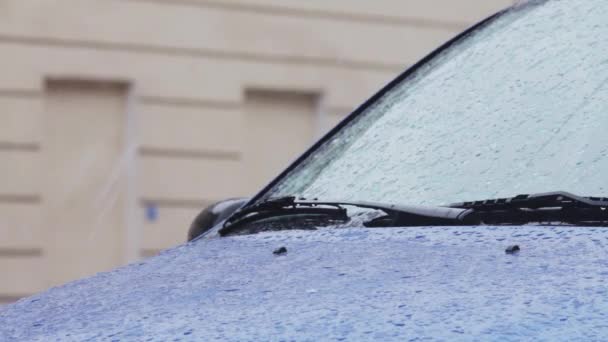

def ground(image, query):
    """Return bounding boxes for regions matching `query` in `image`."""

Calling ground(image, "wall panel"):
[146,0,512,25]
[242,90,318,192]
[140,206,198,250]
[0,203,42,248]
[0,95,42,144]
[139,102,243,153]
[0,0,483,67]
[0,257,45,295]
[0,151,39,196]
[138,156,246,201]
[0,42,393,109]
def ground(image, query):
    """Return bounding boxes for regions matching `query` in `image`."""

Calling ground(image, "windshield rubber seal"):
[240,7,511,212]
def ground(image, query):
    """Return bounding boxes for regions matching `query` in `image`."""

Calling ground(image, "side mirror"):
[187,198,249,241]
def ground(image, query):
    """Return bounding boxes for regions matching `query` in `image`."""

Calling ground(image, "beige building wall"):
[0,0,512,303]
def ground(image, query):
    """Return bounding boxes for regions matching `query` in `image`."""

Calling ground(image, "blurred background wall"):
[0,0,511,304]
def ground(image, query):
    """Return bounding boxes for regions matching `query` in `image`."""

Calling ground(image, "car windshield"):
[257,0,608,207]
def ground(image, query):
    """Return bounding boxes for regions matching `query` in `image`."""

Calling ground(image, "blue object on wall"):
[146,203,158,222]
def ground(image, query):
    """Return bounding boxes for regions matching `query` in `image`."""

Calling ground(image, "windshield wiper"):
[449,191,608,226]
[219,197,347,236]
[219,196,471,236]
[220,191,608,235]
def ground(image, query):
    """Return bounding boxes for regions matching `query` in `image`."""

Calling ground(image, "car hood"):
[2,225,608,341]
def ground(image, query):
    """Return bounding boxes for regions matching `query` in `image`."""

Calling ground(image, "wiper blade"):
[449,191,608,225]
[219,196,471,236]
[219,197,349,236]
[450,191,608,209]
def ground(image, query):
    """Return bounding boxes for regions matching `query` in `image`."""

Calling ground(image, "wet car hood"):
[2,225,608,341]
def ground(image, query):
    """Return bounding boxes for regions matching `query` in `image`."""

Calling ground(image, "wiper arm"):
[219,196,471,236]
[449,191,608,225]
[219,197,349,236]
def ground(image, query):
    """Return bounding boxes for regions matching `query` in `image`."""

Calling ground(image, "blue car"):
[3,0,608,340]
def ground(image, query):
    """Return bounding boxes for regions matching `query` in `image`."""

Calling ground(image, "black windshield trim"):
[241,7,511,213]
